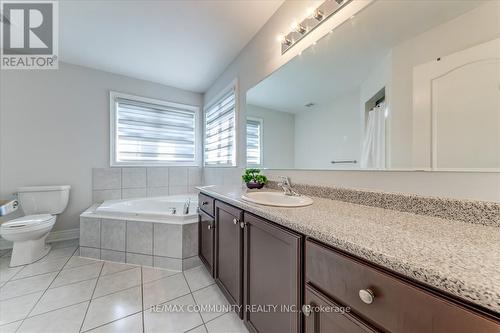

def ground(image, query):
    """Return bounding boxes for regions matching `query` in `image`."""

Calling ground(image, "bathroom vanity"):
[198,187,500,333]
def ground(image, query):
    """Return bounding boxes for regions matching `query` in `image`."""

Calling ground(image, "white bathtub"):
[87,194,198,224]
[80,194,201,270]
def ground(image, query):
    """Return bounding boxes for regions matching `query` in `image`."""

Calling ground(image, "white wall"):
[294,90,361,169]
[0,62,203,231]
[203,0,500,202]
[246,104,295,168]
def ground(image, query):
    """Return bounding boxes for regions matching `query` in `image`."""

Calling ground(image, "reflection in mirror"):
[246,0,500,171]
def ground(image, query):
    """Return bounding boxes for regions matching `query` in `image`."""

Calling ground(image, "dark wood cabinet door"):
[305,285,377,333]
[215,201,243,317]
[243,213,302,333]
[198,211,214,276]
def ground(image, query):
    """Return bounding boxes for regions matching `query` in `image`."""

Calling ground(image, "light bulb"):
[291,21,306,34]
[306,7,315,19]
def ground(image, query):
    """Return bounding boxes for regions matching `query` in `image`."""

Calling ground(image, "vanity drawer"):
[304,285,376,333]
[305,239,500,333]
[198,193,214,216]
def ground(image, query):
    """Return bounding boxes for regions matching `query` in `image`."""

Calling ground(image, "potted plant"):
[242,168,268,189]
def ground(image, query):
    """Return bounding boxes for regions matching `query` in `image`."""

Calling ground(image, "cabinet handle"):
[233,218,239,225]
[359,289,375,304]
[302,304,312,317]
[201,201,208,206]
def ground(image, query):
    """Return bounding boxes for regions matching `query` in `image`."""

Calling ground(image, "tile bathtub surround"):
[0,244,240,333]
[266,181,500,227]
[92,167,203,203]
[199,185,500,313]
[80,216,200,271]
[100,219,126,251]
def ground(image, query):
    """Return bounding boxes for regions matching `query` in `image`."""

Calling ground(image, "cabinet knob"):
[233,218,239,225]
[359,289,375,304]
[201,201,208,206]
[208,224,213,230]
[302,304,312,317]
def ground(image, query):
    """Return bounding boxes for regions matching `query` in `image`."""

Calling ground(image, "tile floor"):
[0,240,248,333]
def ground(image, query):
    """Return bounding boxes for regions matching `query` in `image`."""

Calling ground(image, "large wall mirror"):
[246,0,500,171]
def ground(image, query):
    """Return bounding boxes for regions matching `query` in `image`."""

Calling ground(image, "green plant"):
[242,168,268,185]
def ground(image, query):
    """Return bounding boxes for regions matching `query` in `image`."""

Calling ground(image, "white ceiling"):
[59,0,283,93]
[247,0,485,113]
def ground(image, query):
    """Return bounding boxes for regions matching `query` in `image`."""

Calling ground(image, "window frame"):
[109,91,201,167]
[203,79,239,168]
[246,116,264,167]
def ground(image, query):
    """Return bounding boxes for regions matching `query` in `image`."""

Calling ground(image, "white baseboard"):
[0,228,79,250]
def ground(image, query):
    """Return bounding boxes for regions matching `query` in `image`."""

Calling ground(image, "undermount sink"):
[241,191,313,207]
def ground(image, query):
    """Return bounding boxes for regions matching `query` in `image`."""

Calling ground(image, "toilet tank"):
[17,185,71,215]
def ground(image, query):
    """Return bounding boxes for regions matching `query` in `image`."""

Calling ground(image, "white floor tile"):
[85,312,142,333]
[144,294,203,333]
[49,239,80,249]
[93,267,141,298]
[0,256,24,282]
[17,301,88,333]
[101,261,137,276]
[82,286,142,331]
[205,312,249,333]
[192,285,230,323]
[37,246,77,263]
[0,258,24,282]
[30,278,97,316]
[142,266,178,284]
[64,256,101,270]
[0,320,22,333]
[0,272,57,300]
[143,273,190,310]
[51,262,103,288]
[0,265,23,283]
[13,257,68,280]
[0,292,43,325]
[187,325,208,333]
[184,266,214,292]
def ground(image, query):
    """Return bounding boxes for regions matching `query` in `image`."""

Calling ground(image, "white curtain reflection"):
[361,103,386,169]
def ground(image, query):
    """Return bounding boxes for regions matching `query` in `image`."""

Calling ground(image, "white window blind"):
[246,118,262,166]
[204,89,236,166]
[111,93,198,166]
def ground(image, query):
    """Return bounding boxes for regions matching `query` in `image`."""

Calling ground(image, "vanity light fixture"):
[295,23,307,34]
[313,9,324,21]
[276,34,292,46]
[278,0,351,54]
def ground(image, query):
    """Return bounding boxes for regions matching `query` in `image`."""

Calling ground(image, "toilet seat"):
[1,214,55,231]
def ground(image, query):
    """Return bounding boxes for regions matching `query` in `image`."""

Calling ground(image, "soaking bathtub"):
[79,194,201,271]
[91,194,198,224]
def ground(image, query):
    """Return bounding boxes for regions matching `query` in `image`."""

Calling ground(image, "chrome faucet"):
[277,176,299,196]
[183,198,191,215]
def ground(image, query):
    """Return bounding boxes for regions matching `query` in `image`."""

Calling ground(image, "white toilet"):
[0,185,70,267]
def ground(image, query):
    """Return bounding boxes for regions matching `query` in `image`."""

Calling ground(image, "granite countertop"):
[197,185,500,314]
